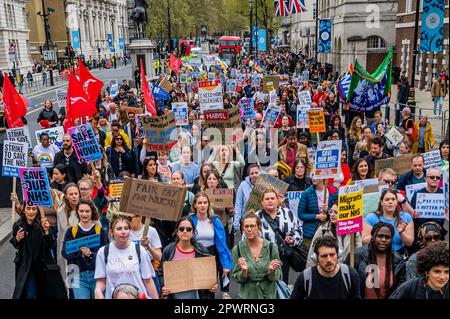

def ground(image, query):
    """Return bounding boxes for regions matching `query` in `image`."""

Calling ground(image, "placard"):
[203,105,242,140]
[159,76,173,93]
[374,153,414,176]
[385,127,404,147]
[56,89,67,109]
[239,98,255,120]
[35,126,65,149]
[109,179,124,202]
[296,105,310,128]
[314,140,342,179]
[120,178,187,221]
[286,191,303,215]
[109,80,119,96]
[416,193,446,219]
[298,91,312,106]
[262,104,281,128]
[65,234,101,255]
[67,123,102,164]
[262,75,280,92]
[405,182,427,201]
[2,141,28,177]
[141,112,178,151]
[269,90,277,105]
[123,106,144,115]
[302,71,310,81]
[443,170,449,221]
[172,102,189,126]
[308,109,326,133]
[205,188,234,209]
[422,150,442,169]
[6,127,32,149]
[163,256,216,294]
[246,174,289,212]
[199,80,224,112]
[19,167,53,207]
[337,184,363,236]
[226,79,237,93]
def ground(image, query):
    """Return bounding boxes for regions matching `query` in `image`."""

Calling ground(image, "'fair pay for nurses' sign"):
[337,184,363,236]
[199,80,224,112]
[314,140,342,179]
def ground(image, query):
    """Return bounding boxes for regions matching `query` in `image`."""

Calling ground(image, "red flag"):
[169,54,182,73]
[1,72,27,128]
[140,60,157,116]
[64,72,97,131]
[78,57,104,104]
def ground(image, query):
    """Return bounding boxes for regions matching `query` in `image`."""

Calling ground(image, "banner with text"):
[19,167,53,207]
[67,123,102,164]
[141,112,178,151]
[199,80,224,112]
[314,140,342,179]
[2,141,28,177]
[337,184,363,236]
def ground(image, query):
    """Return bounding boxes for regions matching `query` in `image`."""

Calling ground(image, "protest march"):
[0,9,448,305]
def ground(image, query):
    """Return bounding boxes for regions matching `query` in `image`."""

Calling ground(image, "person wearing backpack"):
[62,199,109,299]
[94,215,159,299]
[400,107,419,150]
[290,236,361,299]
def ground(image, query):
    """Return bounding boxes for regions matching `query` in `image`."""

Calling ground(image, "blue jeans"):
[73,270,96,299]
[434,96,443,114]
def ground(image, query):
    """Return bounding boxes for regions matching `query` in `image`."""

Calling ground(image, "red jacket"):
[313,92,326,104]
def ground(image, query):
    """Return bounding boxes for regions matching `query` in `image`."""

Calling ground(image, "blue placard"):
[152,85,170,101]
[240,97,255,120]
[258,29,267,51]
[318,19,332,53]
[72,30,80,49]
[19,167,53,207]
[65,234,101,255]
[172,102,189,126]
[316,149,340,170]
[420,0,445,52]
[67,124,103,164]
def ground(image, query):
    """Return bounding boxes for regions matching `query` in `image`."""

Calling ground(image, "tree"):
[257,0,281,52]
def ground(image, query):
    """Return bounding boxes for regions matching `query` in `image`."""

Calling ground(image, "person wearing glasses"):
[159,217,218,299]
[362,189,414,256]
[410,168,446,251]
[106,134,133,178]
[378,168,415,215]
[231,212,282,299]
[104,122,131,148]
[406,221,443,280]
[351,222,406,299]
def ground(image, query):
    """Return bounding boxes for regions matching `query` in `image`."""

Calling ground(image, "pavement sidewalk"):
[0,208,12,247]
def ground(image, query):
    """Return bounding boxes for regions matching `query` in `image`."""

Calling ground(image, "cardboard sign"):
[286,191,303,215]
[67,124,102,164]
[2,141,28,177]
[262,104,281,128]
[120,178,187,221]
[362,191,380,216]
[205,188,234,209]
[35,126,65,149]
[246,174,289,212]
[269,90,277,105]
[354,178,379,190]
[65,234,101,255]
[374,153,414,176]
[19,167,53,207]
[422,150,442,169]
[172,102,189,126]
[203,105,242,140]
[337,184,363,236]
[226,79,237,93]
[56,89,67,109]
[416,193,446,219]
[296,105,310,128]
[239,98,255,120]
[141,111,178,151]
[262,76,280,92]
[159,76,173,93]
[405,182,427,201]
[314,140,342,179]
[6,127,32,149]
[298,91,312,106]
[163,256,216,294]
[123,106,144,115]
[308,109,326,133]
[385,127,404,147]
[109,179,124,202]
[199,80,224,112]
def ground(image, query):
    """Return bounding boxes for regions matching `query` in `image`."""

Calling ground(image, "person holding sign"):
[363,189,414,255]
[61,199,109,299]
[351,222,406,299]
[397,155,426,192]
[189,192,233,299]
[53,134,89,184]
[231,212,282,299]
[378,168,414,215]
[11,204,67,299]
[94,215,159,299]
[106,134,133,179]
[234,164,261,233]
[159,217,218,299]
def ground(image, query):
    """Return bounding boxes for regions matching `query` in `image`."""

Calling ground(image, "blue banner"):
[318,19,332,53]
[258,29,267,51]
[152,85,170,101]
[240,97,255,120]
[19,167,53,207]
[66,234,101,255]
[119,37,124,50]
[72,30,80,49]
[67,124,103,164]
[107,34,113,47]
[420,0,445,52]
[252,25,260,47]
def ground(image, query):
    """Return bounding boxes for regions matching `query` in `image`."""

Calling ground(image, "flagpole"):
[315,0,319,64]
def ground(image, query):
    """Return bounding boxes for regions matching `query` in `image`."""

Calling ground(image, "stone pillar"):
[128,38,156,79]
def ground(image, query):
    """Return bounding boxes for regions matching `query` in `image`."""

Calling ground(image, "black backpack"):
[104,242,141,265]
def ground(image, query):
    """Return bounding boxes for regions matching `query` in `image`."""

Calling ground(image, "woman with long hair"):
[141,157,163,182]
[189,192,233,299]
[439,139,449,171]
[349,158,375,183]
[353,126,372,162]
[106,134,133,178]
[208,144,245,190]
[329,114,346,143]
[192,163,215,194]
[50,164,68,192]
[159,217,218,299]
[353,222,406,299]
[347,116,363,167]
[285,159,312,192]
[363,189,414,254]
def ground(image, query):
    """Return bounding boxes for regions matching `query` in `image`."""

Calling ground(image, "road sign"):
[43,50,56,61]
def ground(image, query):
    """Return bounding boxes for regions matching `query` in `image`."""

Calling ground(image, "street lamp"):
[167,0,172,53]
[37,0,55,86]
[249,0,253,56]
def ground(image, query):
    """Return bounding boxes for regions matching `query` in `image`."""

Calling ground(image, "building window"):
[415,53,421,76]
[367,36,387,49]
[313,2,317,19]
[402,43,409,72]
[406,0,413,13]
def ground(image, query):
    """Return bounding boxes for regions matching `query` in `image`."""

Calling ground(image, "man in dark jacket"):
[396,155,426,192]
[53,133,88,183]
[396,77,410,126]
[364,136,391,170]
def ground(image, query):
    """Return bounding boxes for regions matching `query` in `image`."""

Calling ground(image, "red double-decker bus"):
[218,36,242,65]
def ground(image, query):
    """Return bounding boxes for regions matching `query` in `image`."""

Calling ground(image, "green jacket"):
[231,239,282,299]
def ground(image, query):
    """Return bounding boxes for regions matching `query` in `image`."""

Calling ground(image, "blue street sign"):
[119,37,124,50]
[72,30,80,49]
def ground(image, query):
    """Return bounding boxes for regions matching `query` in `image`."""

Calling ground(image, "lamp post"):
[167,0,172,53]
[408,0,420,116]
[37,0,55,86]
[249,0,253,57]
[315,0,319,64]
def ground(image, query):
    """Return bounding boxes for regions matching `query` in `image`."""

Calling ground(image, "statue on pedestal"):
[131,0,148,39]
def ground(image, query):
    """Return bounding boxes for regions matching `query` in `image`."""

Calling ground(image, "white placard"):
[2,141,28,177]
[385,127,404,147]
[6,127,32,149]
[405,182,427,201]
[56,89,67,109]
[416,193,446,219]
[422,150,442,169]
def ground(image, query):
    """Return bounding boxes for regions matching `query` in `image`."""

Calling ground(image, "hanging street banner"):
[420,0,445,52]
[2,141,28,178]
[314,140,342,179]
[19,167,53,207]
[172,102,189,126]
[199,80,224,112]
[67,123,103,164]
[318,19,332,53]
[35,126,65,149]
[337,184,363,236]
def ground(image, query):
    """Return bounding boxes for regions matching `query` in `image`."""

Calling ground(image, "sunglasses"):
[383,179,396,185]
[178,226,193,232]
[424,234,440,241]
[427,176,441,180]
[116,138,123,141]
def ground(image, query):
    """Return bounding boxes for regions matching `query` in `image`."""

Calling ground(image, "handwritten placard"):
[416,193,446,219]
[19,167,53,207]
[205,188,234,209]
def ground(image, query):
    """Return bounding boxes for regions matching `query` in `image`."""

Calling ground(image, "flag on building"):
[346,48,393,112]
[274,0,289,16]
[289,0,307,14]
[1,72,27,128]
[141,60,157,116]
